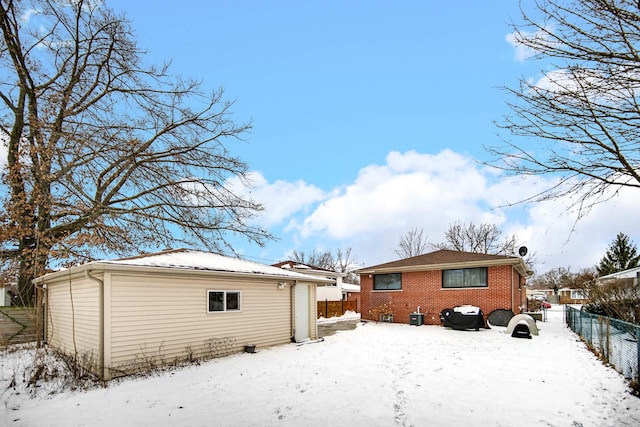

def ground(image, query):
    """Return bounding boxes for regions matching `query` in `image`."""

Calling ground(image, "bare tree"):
[488,0,640,214]
[291,247,359,283]
[394,228,429,259]
[0,0,271,304]
[291,249,334,270]
[332,247,360,284]
[584,277,640,324]
[528,266,597,289]
[434,221,519,255]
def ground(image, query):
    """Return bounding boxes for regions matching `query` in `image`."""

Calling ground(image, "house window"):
[442,267,488,288]
[208,290,241,312]
[571,290,588,299]
[373,273,402,290]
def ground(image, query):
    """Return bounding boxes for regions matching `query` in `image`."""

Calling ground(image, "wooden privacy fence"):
[317,300,357,319]
[0,306,37,346]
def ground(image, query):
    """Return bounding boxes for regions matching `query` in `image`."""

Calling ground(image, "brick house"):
[357,249,532,326]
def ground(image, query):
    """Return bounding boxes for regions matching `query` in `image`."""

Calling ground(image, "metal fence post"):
[589,316,593,347]
[637,327,640,382]
[605,317,610,365]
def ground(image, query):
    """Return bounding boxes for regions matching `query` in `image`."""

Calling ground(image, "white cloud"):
[506,26,560,62]
[505,30,538,62]
[298,150,490,240]
[230,171,328,227]
[279,150,640,274]
[20,8,41,23]
[517,186,640,273]
[532,68,573,92]
[532,68,640,110]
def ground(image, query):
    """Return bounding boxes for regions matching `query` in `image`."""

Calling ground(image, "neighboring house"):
[273,261,361,314]
[598,266,640,283]
[342,282,361,312]
[526,288,553,300]
[578,265,640,306]
[272,261,345,302]
[0,286,11,306]
[357,249,532,326]
[555,287,589,305]
[527,287,589,305]
[33,249,333,380]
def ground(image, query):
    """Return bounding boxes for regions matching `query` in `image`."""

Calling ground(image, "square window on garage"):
[208,290,241,312]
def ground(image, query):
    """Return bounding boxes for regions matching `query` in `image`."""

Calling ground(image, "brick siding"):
[361,265,525,326]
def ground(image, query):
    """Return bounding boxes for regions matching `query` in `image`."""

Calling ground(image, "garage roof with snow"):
[35,248,334,284]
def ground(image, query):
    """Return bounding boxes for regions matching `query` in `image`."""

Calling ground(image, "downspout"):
[33,282,47,347]
[85,270,104,380]
[312,282,318,340]
[290,281,296,342]
[511,266,514,313]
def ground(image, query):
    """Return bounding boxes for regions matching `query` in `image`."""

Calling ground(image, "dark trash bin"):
[409,313,424,326]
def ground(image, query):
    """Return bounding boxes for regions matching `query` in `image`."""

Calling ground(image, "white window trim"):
[570,290,588,299]
[207,290,242,313]
[442,267,488,289]
[373,273,402,291]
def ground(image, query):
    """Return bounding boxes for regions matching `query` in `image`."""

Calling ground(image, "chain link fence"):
[565,305,639,382]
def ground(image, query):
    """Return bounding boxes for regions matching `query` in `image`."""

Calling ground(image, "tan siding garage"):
[34,249,332,380]
[45,275,101,373]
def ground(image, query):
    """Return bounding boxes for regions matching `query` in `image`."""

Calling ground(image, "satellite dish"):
[518,246,528,257]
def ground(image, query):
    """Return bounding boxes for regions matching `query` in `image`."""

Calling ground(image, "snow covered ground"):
[2,305,639,426]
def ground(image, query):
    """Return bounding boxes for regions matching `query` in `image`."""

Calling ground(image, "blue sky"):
[89,1,640,271]
[113,0,523,180]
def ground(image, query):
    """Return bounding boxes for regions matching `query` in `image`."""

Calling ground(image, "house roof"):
[598,266,640,281]
[34,249,334,284]
[272,260,345,279]
[342,283,361,292]
[356,249,532,277]
[272,260,324,270]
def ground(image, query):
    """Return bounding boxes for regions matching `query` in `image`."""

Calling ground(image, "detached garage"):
[33,249,332,380]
